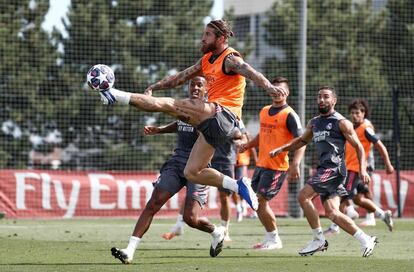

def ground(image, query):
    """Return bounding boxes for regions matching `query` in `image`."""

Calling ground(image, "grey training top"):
[171,120,198,163]
[311,111,347,175]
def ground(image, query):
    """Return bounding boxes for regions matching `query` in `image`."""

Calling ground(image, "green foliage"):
[260,0,413,169]
[0,0,212,170]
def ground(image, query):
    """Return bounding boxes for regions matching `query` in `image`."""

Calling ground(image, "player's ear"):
[217,35,226,43]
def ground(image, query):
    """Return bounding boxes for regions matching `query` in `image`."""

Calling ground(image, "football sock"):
[366,212,375,220]
[353,229,371,245]
[222,176,238,192]
[329,223,339,230]
[236,203,243,214]
[312,227,324,240]
[221,220,230,234]
[175,214,184,226]
[211,225,221,236]
[110,88,131,105]
[374,208,385,219]
[266,230,278,240]
[125,236,141,256]
[171,214,184,233]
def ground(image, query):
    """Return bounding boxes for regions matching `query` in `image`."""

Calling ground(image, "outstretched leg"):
[108,88,216,126]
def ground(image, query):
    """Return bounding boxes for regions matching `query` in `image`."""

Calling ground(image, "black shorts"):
[197,104,239,148]
[251,167,287,200]
[211,162,234,195]
[344,170,369,200]
[155,159,209,207]
[307,166,348,203]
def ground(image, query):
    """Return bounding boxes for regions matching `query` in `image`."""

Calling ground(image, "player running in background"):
[239,77,305,250]
[324,99,394,235]
[270,87,378,257]
[110,77,226,264]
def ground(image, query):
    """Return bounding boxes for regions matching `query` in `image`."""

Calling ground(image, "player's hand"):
[144,87,153,96]
[143,126,160,135]
[238,143,248,153]
[269,147,283,158]
[100,89,117,105]
[269,85,289,97]
[360,170,371,184]
[287,165,300,182]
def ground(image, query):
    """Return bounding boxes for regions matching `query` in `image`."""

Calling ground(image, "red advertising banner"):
[0,169,288,219]
[1,169,412,219]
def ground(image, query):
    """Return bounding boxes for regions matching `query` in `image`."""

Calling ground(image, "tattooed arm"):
[145,59,202,95]
[224,54,288,96]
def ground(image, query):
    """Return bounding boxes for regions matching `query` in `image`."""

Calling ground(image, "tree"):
[0,0,59,167]
[259,0,408,170]
[53,0,213,170]
[379,0,414,169]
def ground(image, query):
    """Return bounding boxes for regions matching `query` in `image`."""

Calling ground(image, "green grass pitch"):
[1,217,413,272]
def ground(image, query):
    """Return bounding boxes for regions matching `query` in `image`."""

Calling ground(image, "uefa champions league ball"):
[86,64,115,91]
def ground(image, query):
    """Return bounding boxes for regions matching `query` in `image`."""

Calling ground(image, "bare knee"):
[297,191,309,205]
[258,195,268,210]
[183,213,198,228]
[144,198,164,215]
[184,166,199,181]
[326,209,340,222]
[354,194,363,206]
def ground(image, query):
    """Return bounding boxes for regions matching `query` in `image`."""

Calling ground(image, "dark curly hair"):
[348,99,370,118]
[207,20,234,39]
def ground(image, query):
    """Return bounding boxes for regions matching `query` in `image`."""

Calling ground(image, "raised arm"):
[224,54,288,96]
[269,121,313,157]
[339,119,370,183]
[145,59,202,94]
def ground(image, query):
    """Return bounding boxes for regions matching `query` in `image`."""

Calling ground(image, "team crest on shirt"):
[326,123,332,130]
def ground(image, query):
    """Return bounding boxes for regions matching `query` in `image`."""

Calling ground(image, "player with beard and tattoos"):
[269,87,378,257]
[99,20,287,264]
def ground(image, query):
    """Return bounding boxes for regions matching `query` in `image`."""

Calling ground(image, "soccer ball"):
[86,64,115,91]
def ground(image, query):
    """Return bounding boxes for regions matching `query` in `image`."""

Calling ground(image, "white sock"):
[266,230,278,240]
[353,229,371,246]
[348,205,357,213]
[330,223,339,231]
[176,214,184,226]
[125,236,141,256]
[374,208,385,219]
[171,214,184,232]
[312,227,324,240]
[221,220,230,229]
[242,201,248,216]
[366,212,375,220]
[222,175,238,192]
[236,203,243,213]
[211,225,221,236]
[110,88,131,105]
